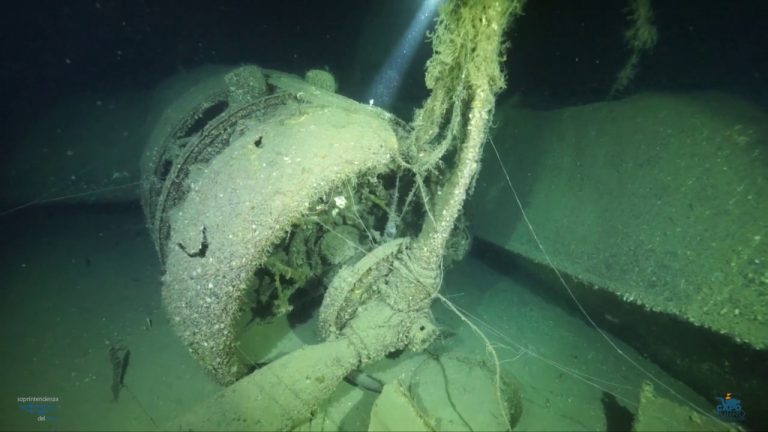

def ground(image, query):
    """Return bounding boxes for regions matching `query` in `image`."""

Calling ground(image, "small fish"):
[109,345,130,402]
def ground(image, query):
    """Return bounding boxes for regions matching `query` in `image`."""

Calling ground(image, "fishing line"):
[488,135,726,425]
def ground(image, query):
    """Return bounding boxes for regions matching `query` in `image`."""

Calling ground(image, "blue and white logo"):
[715,393,746,422]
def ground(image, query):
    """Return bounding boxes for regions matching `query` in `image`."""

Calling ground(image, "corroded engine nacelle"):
[141,64,412,384]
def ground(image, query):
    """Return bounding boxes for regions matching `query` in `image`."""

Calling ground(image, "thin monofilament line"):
[0,181,142,217]
[453,302,641,404]
[437,293,510,430]
[345,179,376,247]
[487,136,725,425]
[122,384,160,430]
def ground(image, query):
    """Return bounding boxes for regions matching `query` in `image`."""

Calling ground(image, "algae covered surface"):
[472,91,768,348]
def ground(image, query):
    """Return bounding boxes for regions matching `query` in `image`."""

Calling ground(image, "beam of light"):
[366,0,443,109]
